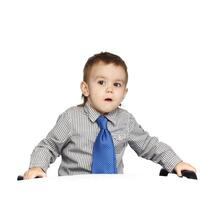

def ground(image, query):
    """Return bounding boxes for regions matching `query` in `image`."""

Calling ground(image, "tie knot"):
[96,116,108,130]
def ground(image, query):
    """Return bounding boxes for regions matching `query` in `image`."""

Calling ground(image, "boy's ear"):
[80,81,89,97]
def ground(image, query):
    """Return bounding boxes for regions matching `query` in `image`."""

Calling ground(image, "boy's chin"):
[98,105,118,114]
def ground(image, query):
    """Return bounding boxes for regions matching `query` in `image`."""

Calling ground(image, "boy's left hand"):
[174,161,196,177]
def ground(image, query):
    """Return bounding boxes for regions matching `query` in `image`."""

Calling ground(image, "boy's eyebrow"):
[95,76,125,83]
[95,75,106,80]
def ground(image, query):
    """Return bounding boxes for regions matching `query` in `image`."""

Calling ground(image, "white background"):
[0,0,200,198]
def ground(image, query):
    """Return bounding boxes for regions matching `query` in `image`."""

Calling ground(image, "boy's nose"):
[106,85,113,93]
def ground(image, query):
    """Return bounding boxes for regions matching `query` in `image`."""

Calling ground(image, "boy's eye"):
[114,82,122,87]
[98,80,105,85]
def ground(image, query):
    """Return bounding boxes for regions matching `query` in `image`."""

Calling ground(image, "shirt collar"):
[83,102,118,125]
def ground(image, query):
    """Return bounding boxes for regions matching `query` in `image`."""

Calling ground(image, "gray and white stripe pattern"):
[30,102,182,175]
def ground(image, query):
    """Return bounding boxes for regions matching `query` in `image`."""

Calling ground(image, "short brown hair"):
[80,52,128,106]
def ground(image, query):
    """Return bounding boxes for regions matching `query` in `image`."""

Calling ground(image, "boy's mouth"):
[104,98,113,102]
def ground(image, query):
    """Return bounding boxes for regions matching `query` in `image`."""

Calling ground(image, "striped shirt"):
[30,102,182,175]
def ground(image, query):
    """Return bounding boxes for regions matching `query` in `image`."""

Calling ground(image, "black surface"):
[159,168,197,180]
[17,175,42,181]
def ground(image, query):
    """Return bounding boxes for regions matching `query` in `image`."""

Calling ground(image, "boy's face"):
[81,62,128,114]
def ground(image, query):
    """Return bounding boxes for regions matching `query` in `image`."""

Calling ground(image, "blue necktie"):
[91,115,117,174]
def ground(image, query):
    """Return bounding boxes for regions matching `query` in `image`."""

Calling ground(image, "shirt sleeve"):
[128,113,182,172]
[29,111,71,172]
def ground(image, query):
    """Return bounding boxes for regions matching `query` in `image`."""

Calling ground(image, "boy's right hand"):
[23,167,47,179]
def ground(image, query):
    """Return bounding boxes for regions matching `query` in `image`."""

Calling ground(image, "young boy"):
[23,52,196,179]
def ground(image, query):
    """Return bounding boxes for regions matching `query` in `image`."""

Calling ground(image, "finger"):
[176,169,182,177]
[181,164,196,173]
[188,165,196,172]
[32,172,47,179]
[23,172,29,180]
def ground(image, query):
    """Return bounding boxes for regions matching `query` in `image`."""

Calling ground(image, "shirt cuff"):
[29,148,51,172]
[161,151,182,172]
